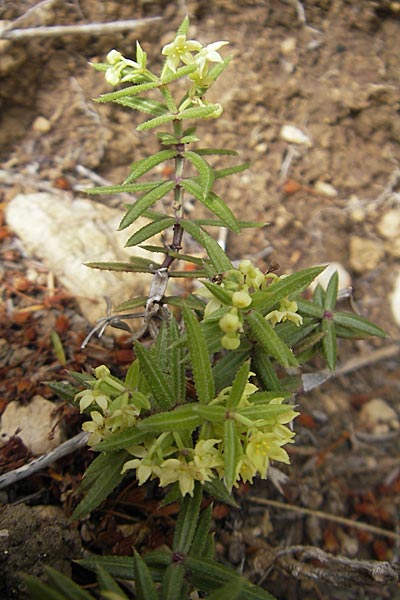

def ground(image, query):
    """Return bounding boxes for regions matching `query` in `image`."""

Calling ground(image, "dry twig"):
[0,17,162,40]
[248,496,400,542]
[0,432,89,491]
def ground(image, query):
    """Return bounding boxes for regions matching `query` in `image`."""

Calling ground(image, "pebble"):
[280,124,312,147]
[32,116,52,133]
[314,181,338,198]
[280,37,296,55]
[349,236,384,272]
[0,396,65,455]
[391,269,400,326]
[310,262,351,293]
[377,209,400,240]
[358,398,399,435]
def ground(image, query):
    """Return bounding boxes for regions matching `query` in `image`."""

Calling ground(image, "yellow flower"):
[121,457,154,485]
[161,34,202,73]
[76,388,109,413]
[265,298,303,327]
[194,41,229,77]
[81,411,107,446]
[246,431,291,476]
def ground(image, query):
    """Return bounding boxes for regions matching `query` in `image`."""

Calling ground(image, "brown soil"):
[1,1,400,599]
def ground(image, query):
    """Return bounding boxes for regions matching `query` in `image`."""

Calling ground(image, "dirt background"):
[0,1,400,599]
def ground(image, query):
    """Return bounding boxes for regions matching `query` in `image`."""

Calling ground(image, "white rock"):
[314,181,338,198]
[32,116,52,133]
[280,124,312,147]
[310,262,351,293]
[391,269,400,326]
[377,209,400,240]
[358,398,399,435]
[280,37,297,55]
[0,396,65,455]
[349,236,384,273]
[5,192,162,323]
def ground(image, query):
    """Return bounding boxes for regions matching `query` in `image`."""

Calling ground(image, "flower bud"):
[232,290,252,308]
[219,312,240,333]
[221,333,241,350]
[239,259,252,274]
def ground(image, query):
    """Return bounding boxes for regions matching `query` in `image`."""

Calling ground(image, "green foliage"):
[31,16,386,600]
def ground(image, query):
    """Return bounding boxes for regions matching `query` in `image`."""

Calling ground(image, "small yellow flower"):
[81,411,107,446]
[76,388,109,413]
[265,298,303,327]
[232,289,252,309]
[121,457,154,485]
[161,34,202,73]
[194,41,229,77]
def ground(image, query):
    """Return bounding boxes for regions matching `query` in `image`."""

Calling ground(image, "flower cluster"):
[103,42,148,86]
[120,370,297,496]
[200,260,303,350]
[75,365,149,446]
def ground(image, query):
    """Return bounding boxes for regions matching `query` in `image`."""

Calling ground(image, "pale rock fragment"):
[0,396,65,455]
[391,269,400,326]
[358,398,399,435]
[314,181,338,198]
[280,124,312,147]
[5,192,162,323]
[377,208,400,258]
[349,236,384,272]
[310,262,351,293]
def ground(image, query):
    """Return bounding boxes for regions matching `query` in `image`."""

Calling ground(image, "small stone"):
[377,209,400,240]
[280,124,312,147]
[281,37,296,55]
[0,396,65,455]
[391,269,400,326]
[32,116,52,133]
[358,398,399,435]
[310,262,351,293]
[314,181,338,198]
[349,236,384,272]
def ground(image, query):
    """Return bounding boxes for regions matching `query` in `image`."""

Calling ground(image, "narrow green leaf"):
[183,306,215,404]
[204,477,238,507]
[184,557,277,599]
[160,63,197,84]
[247,311,299,368]
[96,80,160,102]
[190,505,213,557]
[94,427,149,452]
[114,96,169,115]
[324,271,339,311]
[159,563,186,600]
[134,342,174,409]
[333,311,386,338]
[45,566,94,600]
[113,296,147,311]
[207,581,244,600]
[78,552,172,581]
[193,218,266,228]
[157,131,180,145]
[321,318,337,370]
[251,266,326,314]
[183,150,215,196]
[85,181,159,195]
[137,113,177,131]
[202,189,241,233]
[236,404,295,421]
[125,149,177,184]
[159,85,178,112]
[195,148,238,156]
[296,298,325,319]
[180,220,233,272]
[21,575,68,600]
[227,359,251,409]
[201,280,233,306]
[125,217,175,247]
[119,180,175,230]
[224,419,242,491]
[215,162,250,179]
[97,565,130,599]
[85,261,158,273]
[138,405,201,433]
[177,104,220,120]
[173,481,202,553]
[193,405,226,421]
[133,552,159,600]
[313,283,325,307]
[72,451,129,519]
[168,316,186,404]
[213,349,251,391]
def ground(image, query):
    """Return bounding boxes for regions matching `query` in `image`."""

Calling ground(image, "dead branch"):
[0,432,89,490]
[248,496,400,542]
[0,17,162,41]
[270,545,400,587]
